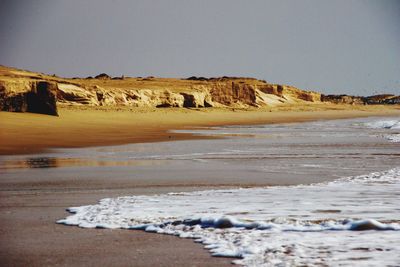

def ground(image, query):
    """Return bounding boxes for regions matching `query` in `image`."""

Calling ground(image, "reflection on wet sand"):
[26,157,58,168]
[0,157,165,170]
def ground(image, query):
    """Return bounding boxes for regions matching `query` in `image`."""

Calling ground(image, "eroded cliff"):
[0,79,58,115]
[0,66,323,115]
[0,65,397,116]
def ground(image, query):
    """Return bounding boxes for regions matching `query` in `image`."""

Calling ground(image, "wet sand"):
[1,105,399,155]
[1,106,400,266]
[0,186,234,267]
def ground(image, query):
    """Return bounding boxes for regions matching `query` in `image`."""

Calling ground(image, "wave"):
[58,168,400,266]
[385,134,400,143]
[364,119,400,130]
[363,119,400,143]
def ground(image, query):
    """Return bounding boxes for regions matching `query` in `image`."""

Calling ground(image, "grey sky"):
[0,0,399,95]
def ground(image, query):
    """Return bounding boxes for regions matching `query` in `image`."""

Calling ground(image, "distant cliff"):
[321,94,400,105]
[54,77,322,110]
[0,66,398,116]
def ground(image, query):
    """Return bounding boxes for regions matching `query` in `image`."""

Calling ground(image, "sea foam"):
[58,168,400,266]
[57,118,400,266]
[364,119,400,130]
[363,119,400,143]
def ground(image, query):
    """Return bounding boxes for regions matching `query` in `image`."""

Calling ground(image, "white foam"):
[364,119,400,130]
[385,134,400,143]
[58,168,400,266]
[363,119,400,143]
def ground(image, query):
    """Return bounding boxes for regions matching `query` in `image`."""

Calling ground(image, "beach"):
[0,186,234,267]
[1,105,400,155]
[2,1,399,265]
[1,106,400,266]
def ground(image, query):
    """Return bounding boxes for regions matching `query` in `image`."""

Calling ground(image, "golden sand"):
[1,104,399,155]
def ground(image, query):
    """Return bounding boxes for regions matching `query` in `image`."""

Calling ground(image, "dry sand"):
[1,105,400,266]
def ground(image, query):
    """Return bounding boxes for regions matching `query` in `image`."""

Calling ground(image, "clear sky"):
[0,0,399,95]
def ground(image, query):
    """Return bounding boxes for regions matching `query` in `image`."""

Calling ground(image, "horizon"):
[1,0,399,95]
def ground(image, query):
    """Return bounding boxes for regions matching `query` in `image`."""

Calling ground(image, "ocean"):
[2,117,400,266]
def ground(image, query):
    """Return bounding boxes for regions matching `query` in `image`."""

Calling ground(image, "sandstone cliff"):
[0,79,58,115]
[0,65,397,116]
[321,94,400,105]
[0,66,322,115]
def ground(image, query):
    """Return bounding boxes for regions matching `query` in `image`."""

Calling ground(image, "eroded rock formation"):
[53,76,321,109]
[321,94,400,105]
[0,66,397,116]
[321,94,365,105]
[0,80,58,115]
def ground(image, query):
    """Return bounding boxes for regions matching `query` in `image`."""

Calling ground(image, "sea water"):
[56,117,400,266]
[2,117,399,187]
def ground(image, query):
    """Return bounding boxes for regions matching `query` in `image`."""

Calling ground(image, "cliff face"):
[321,94,365,105]
[0,65,397,116]
[0,79,58,115]
[0,66,322,115]
[364,95,400,105]
[321,94,400,105]
[56,79,321,109]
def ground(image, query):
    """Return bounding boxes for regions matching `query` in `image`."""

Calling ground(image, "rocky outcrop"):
[95,73,111,79]
[364,94,400,105]
[57,83,98,105]
[321,94,400,105]
[27,81,58,115]
[0,80,31,112]
[1,65,397,116]
[209,81,258,107]
[321,94,365,105]
[185,76,209,81]
[0,80,58,115]
[180,92,213,108]
[385,96,400,104]
[260,84,321,102]
[0,71,324,115]
[258,84,284,96]
[154,90,184,107]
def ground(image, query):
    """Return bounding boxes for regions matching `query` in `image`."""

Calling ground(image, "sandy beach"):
[0,186,234,267]
[1,105,400,155]
[2,1,399,265]
[1,106,400,266]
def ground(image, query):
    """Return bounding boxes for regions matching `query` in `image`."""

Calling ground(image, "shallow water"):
[1,116,400,266]
[1,117,400,188]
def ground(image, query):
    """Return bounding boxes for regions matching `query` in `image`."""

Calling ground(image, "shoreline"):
[1,106,400,266]
[0,186,234,267]
[1,105,399,155]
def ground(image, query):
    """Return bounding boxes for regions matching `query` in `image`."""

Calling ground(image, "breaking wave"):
[58,168,400,266]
